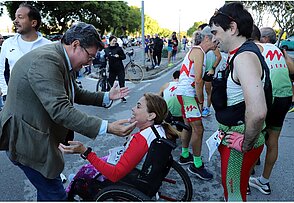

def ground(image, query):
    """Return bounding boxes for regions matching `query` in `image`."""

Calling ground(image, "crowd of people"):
[0,1,293,202]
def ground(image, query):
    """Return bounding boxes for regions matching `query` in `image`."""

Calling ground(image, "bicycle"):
[124,48,144,84]
[94,51,111,92]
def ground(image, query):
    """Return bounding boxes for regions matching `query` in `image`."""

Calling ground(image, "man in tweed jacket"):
[0,22,136,200]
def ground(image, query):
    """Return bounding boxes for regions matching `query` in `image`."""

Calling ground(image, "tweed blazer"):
[0,42,105,178]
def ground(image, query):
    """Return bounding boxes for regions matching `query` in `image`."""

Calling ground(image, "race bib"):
[206,130,225,161]
[107,146,125,165]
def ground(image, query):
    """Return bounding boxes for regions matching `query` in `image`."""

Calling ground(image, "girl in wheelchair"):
[59,93,179,200]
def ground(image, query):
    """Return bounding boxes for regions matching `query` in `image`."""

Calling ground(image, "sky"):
[126,0,225,32]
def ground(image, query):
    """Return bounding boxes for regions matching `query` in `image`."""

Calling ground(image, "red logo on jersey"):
[169,86,177,92]
[266,50,283,61]
[186,105,197,112]
[180,64,190,76]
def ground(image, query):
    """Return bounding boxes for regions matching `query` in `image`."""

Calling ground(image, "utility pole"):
[141,0,145,68]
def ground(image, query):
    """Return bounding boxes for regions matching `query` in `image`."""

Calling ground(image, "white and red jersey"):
[176,46,206,97]
[163,81,178,102]
[86,125,166,182]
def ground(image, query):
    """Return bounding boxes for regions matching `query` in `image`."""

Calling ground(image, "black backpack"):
[211,40,272,126]
[120,126,176,197]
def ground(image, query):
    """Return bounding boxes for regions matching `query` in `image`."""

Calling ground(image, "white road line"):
[138,83,151,91]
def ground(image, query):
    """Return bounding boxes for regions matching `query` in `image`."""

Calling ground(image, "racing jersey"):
[257,43,292,98]
[163,81,182,117]
[176,46,206,97]
[86,125,166,182]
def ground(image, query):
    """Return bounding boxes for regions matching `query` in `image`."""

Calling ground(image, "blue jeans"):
[14,161,67,201]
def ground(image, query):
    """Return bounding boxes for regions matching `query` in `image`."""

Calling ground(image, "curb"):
[142,59,184,80]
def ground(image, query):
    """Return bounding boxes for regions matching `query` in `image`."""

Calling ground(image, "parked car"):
[280,35,294,50]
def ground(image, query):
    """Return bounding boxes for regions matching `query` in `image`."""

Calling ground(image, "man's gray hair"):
[192,26,213,45]
[61,22,104,49]
[260,27,277,44]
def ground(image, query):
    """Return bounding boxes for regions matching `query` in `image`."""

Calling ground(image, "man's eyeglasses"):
[213,9,235,22]
[80,45,96,61]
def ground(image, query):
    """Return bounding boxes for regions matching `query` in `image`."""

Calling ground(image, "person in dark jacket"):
[153,34,163,68]
[104,35,127,102]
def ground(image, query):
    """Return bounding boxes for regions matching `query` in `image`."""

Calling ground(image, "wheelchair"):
[68,159,192,201]
[68,133,192,201]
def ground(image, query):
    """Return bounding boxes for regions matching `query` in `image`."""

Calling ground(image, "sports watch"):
[80,147,92,160]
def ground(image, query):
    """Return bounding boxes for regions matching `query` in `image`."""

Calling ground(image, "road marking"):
[138,83,151,91]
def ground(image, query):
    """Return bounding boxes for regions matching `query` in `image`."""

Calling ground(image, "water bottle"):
[217,71,222,80]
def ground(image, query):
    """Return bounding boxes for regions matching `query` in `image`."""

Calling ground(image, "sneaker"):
[249,177,271,195]
[201,107,211,117]
[288,105,294,113]
[188,164,213,181]
[121,97,127,103]
[178,153,193,165]
[247,185,251,195]
[168,63,173,67]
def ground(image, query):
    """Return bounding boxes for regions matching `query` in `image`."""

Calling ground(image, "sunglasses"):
[213,9,236,22]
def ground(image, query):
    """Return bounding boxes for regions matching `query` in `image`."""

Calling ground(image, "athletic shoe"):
[247,185,251,195]
[188,164,213,181]
[249,177,271,195]
[202,107,211,117]
[288,105,294,113]
[168,63,173,67]
[121,97,127,103]
[178,153,193,165]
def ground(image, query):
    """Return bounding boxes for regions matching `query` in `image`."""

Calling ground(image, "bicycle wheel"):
[96,78,111,92]
[95,184,151,201]
[158,160,193,201]
[125,63,144,84]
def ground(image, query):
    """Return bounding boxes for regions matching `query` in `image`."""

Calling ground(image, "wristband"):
[81,147,92,160]
[212,66,216,70]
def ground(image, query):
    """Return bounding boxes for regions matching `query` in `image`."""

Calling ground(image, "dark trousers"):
[108,69,125,88]
[14,161,67,201]
[153,50,162,66]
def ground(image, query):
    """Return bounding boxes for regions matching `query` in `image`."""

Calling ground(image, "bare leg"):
[181,118,192,148]
[189,120,204,156]
[205,81,212,107]
[262,129,281,179]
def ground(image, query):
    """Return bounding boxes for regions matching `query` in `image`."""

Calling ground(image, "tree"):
[243,1,294,37]
[186,21,206,37]
[2,1,140,36]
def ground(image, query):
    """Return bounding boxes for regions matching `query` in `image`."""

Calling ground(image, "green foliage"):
[187,21,206,37]
[2,1,177,38]
[243,1,294,36]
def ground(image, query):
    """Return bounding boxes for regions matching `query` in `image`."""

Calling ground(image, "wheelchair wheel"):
[95,184,151,201]
[158,160,193,201]
[96,78,111,92]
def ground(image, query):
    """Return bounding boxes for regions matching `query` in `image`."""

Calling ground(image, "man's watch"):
[80,147,92,160]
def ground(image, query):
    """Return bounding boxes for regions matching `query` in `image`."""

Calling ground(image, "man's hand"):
[109,82,130,100]
[58,141,87,154]
[225,132,244,152]
[107,119,137,137]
